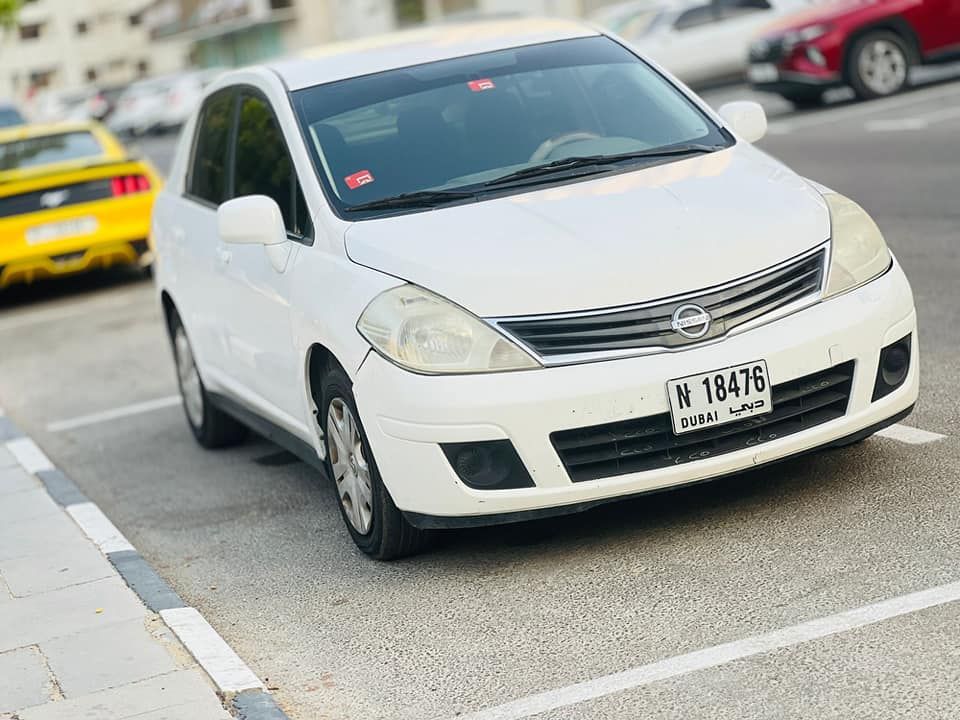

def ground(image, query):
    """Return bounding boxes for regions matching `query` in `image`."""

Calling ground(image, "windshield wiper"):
[483,144,726,188]
[344,189,476,212]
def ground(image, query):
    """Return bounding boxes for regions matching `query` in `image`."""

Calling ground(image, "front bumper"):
[354,262,918,525]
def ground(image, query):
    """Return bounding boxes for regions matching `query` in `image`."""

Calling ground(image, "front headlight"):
[357,285,540,374]
[823,193,892,299]
[784,23,831,48]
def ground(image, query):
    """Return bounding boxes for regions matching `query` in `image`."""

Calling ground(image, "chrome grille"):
[497,247,826,360]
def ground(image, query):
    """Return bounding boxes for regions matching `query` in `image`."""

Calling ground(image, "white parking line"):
[450,579,960,720]
[865,104,960,132]
[47,395,182,433]
[768,82,960,134]
[875,423,946,445]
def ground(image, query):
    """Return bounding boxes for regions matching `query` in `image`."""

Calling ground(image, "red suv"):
[748,0,960,106]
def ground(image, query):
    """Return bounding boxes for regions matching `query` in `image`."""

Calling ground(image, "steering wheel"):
[529,132,602,163]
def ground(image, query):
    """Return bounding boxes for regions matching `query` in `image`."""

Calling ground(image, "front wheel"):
[848,31,912,100]
[320,366,430,560]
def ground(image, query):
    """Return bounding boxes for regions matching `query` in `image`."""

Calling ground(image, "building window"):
[394,0,425,26]
[441,0,477,13]
[128,12,142,27]
[86,68,98,82]
[270,0,294,8]
[137,60,150,76]
[76,20,89,35]
[29,69,55,89]
[19,23,43,40]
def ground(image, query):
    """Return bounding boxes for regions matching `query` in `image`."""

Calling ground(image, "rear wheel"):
[848,31,912,100]
[169,312,246,448]
[320,366,430,560]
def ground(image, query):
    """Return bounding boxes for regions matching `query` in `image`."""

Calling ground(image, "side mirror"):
[717,101,768,144]
[217,195,287,246]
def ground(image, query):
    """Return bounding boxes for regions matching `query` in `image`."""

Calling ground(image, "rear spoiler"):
[0,156,143,186]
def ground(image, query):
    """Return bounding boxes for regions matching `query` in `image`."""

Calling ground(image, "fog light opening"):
[873,334,911,401]
[442,440,534,490]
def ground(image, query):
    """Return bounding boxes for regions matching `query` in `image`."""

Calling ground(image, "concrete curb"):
[1,411,291,720]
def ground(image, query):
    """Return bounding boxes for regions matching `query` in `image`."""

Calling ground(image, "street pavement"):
[0,443,229,720]
[1,78,959,720]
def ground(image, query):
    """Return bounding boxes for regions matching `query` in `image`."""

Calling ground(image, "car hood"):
[759,0,872,35]
[344,144,829,317]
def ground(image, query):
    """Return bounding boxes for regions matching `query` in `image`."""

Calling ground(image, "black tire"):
[847,30,912,100]
[780,89,824,109]
[319,365,430,560]
[167,310,246,449]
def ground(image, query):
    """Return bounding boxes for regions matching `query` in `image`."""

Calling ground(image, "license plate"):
[25,217,98,245]
[667,360,772,435]
[748,63,779,83]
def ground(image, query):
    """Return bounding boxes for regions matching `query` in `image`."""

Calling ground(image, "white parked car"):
[152,19,918,559]
[604,0,813,86]
[110,71,221,136]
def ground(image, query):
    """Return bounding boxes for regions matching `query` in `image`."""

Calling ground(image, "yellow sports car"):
[0,121,161,288]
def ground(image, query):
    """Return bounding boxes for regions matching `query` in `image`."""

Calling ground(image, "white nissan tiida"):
[152,19,919,559]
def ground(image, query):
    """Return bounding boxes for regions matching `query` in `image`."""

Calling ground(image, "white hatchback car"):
[152,19,918,559]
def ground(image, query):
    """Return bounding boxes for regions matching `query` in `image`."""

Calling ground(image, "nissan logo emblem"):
[670,304,712,340]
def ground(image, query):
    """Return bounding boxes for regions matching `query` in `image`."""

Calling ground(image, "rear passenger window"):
[233,92,311,238]
[189,90,234,205]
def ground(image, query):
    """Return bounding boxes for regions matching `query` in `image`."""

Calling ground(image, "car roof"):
[268,17,600,91]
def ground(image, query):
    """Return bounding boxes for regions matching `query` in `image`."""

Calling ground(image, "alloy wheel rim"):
[174,327,204,429]
[326,398,374,535]
[859,39,907,96]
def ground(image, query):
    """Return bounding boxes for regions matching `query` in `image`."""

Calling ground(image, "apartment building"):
[147,0,585,70]
[0,0,598,102]
[0,0,188,100]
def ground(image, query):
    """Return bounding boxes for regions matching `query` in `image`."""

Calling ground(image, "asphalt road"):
[2,79,959,720]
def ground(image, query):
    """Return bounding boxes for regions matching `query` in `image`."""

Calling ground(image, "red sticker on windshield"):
[468,78,496,92]
[344,170,375,189]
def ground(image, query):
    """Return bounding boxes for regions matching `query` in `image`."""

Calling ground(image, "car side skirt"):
[208,392,325,472]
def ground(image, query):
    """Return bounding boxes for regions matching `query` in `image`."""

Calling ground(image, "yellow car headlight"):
[823,192,892,299]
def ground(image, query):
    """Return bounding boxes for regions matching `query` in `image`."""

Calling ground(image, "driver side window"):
[232,91,313,240]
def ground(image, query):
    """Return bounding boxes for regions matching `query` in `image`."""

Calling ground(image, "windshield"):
[293,36,731,218]
[0,131,104,171]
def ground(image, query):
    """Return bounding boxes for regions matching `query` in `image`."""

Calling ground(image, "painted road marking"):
[875,423,946,445]
[864,117,931,132]
[768,82,960,134]
[449,579,960,720]
[0,292,152,333]
[67,501,136,554]
[47,395,182,433]
[5,437,55,474]
[160,607,265,693]
[865,104,960,132]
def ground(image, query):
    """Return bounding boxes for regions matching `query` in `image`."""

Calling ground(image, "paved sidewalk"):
[0,444,230,720]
